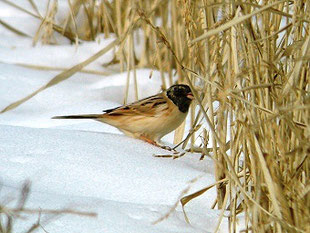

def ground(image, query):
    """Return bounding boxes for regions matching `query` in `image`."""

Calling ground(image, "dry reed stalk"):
[0,28,130,113]
[9,63,115,76]
[0,0,77,42]
[0,19,31,37]
[0,182,97,233]
[1,0,310,232]
[124,1,138,103]
[65,0,79,43]
[32,0,58,45]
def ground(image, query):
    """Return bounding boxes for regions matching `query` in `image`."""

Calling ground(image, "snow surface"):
[0,1,236,232]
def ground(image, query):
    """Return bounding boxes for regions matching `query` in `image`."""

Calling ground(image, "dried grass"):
[1,0,310,232]
[0,182,96,233]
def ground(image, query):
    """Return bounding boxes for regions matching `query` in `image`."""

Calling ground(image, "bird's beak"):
[187,92,194,100]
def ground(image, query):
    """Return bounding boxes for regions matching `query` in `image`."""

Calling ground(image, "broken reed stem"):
[8,208,97,217]
[0,181,97,233]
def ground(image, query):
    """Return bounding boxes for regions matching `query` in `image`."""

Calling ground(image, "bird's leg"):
[139,136,157,145]
[139,136,175,151]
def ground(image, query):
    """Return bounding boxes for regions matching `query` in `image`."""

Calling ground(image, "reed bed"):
[1,0,310,232]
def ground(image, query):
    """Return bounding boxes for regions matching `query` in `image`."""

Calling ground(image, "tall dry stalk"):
[1,0,310,232]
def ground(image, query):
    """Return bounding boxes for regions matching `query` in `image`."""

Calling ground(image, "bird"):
[52,84,194,149]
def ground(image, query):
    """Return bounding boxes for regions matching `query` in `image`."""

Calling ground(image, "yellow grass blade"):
[191,0,286,44]
[0,29,132,113]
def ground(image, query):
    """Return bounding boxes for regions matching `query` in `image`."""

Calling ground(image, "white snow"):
[0,1,236,232]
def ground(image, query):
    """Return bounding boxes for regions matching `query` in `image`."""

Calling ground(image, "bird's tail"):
[52,114,103,120]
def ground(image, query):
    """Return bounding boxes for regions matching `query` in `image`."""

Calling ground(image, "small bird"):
[52,84,194,149]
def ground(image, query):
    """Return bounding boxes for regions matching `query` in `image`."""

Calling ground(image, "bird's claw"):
[158,145,177,152]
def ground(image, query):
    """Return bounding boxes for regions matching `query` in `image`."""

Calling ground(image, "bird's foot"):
[153,152,186,159]
[139,136,176,152]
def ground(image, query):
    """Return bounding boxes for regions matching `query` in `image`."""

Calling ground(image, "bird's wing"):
[103,93,169,117]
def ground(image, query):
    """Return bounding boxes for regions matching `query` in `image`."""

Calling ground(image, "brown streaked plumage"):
[52,84,194,148]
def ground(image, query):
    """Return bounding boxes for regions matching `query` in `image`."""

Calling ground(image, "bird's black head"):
[166,84,194,113]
